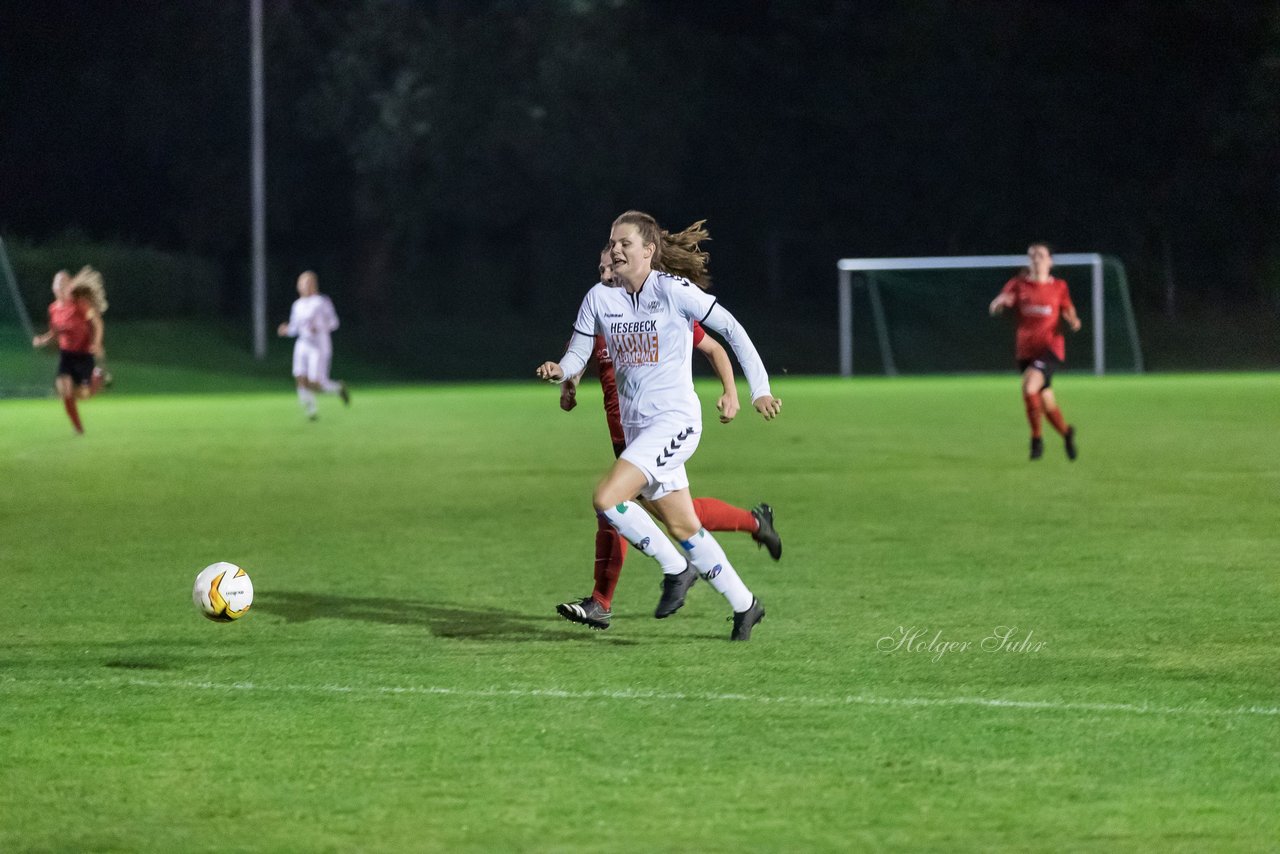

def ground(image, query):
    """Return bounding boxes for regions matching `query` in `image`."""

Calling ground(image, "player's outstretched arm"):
[696,335,739,423]
[88,311,104,356]
[32,329,54,348]
[697,303,771,411]
[1063,305,1082,332]
[989,293,1012,315]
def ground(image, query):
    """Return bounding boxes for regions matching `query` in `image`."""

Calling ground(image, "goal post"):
[0,236,52,399]
[836,254,1144,377]
[0,236,36,340]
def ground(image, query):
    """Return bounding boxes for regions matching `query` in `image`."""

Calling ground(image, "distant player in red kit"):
[554,243,781,631]
[32,267,109,434]
[989,242,1081,460]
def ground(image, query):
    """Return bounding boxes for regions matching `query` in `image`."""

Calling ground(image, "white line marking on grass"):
[4,675,1278,718]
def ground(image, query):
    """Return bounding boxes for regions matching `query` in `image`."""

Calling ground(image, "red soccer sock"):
[1022,391,1043,439]
[1042,399,1069,436]
[63,396,84,434]
[591,517,626,609]
[691,497,758,533]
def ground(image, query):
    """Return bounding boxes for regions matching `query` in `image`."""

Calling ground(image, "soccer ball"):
[193,562,254,622]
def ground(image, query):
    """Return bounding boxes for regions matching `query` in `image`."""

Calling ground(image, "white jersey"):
[557,271,771,430]
[286,294,339,350]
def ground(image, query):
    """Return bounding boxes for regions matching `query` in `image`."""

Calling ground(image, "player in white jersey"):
[537,210,782,641]
[276,271,350,420]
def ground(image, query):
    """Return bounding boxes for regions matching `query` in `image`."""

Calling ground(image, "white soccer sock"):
[681,528,754,612]
[319,379,343,394]
[599,502,687,575]
[297,386,317,415]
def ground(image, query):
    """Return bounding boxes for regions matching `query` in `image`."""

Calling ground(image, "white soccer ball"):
[193,562,254,622]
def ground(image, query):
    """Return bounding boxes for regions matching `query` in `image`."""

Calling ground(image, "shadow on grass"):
[103,658,177,670]
[255,590,639,645]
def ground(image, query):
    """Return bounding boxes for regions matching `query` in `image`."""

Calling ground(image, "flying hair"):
[611,210,713,290]
[68,266,108,314]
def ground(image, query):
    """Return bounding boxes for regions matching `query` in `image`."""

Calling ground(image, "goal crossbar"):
[837,253,1138,377]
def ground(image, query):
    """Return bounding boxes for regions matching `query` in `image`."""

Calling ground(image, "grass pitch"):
[2,372,1278,851]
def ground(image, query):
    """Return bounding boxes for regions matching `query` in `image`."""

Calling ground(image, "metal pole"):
[250,0,267,359]
[865,275,897,376]
[0,237,35,340]
[838,268,852,376]
[1092,258,1104,375]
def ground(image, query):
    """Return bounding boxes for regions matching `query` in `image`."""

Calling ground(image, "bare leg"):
[593,460,686,575]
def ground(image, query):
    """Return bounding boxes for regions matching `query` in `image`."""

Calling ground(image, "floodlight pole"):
[250,0,267,360]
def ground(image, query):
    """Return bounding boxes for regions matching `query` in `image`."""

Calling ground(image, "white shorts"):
[619,418,702,501]
[292,342,332,384]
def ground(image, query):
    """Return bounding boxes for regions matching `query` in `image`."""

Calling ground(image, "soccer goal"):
[0,235,50,398]
[835,254,1144,376]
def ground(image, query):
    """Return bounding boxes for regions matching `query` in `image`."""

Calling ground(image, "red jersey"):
[49,300,95,353]
[998,276,1075,361]
[595,321,707,449]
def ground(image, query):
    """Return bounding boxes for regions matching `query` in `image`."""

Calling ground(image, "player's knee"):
[592,489,616,514]
[666,519,699,541]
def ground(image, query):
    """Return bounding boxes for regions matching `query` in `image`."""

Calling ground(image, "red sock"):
[1043,399,1069,436]
[1022,392,1043,439]
[591,516,626,609]
[691,497,758,533]
[63,397,84,433]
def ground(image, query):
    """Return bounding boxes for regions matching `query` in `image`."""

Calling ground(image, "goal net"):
[0,236,51,398]
[835,254,1143,376]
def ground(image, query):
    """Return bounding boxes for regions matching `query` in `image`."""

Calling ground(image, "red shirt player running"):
[554,249,782,631]
[32,267,109,434]
[989,242,1081,461]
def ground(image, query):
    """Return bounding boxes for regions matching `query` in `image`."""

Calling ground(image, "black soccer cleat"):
[339,382,351,406]
[556,596,611,630]
[730,598,765,641]
[1030,437,1044,460]
[751,503,782,560]
[654,564,697,619]
[1064,426,1077,461]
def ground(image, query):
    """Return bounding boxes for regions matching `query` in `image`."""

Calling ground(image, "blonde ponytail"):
[68,266,108,314]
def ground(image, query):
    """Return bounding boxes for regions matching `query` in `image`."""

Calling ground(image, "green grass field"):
[2,369,1278,852]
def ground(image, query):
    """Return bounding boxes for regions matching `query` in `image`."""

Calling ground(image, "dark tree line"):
[2,0,1277,335]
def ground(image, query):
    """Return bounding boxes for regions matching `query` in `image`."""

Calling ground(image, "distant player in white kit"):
[276,270,350,420]
[536,210,782,641]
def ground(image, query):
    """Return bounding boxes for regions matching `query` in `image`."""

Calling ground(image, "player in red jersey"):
[989,243,1081,460]
[554,244,781,631]
[32,267,109,434]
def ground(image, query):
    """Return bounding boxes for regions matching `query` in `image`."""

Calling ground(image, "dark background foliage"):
[2,0,1276,370]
